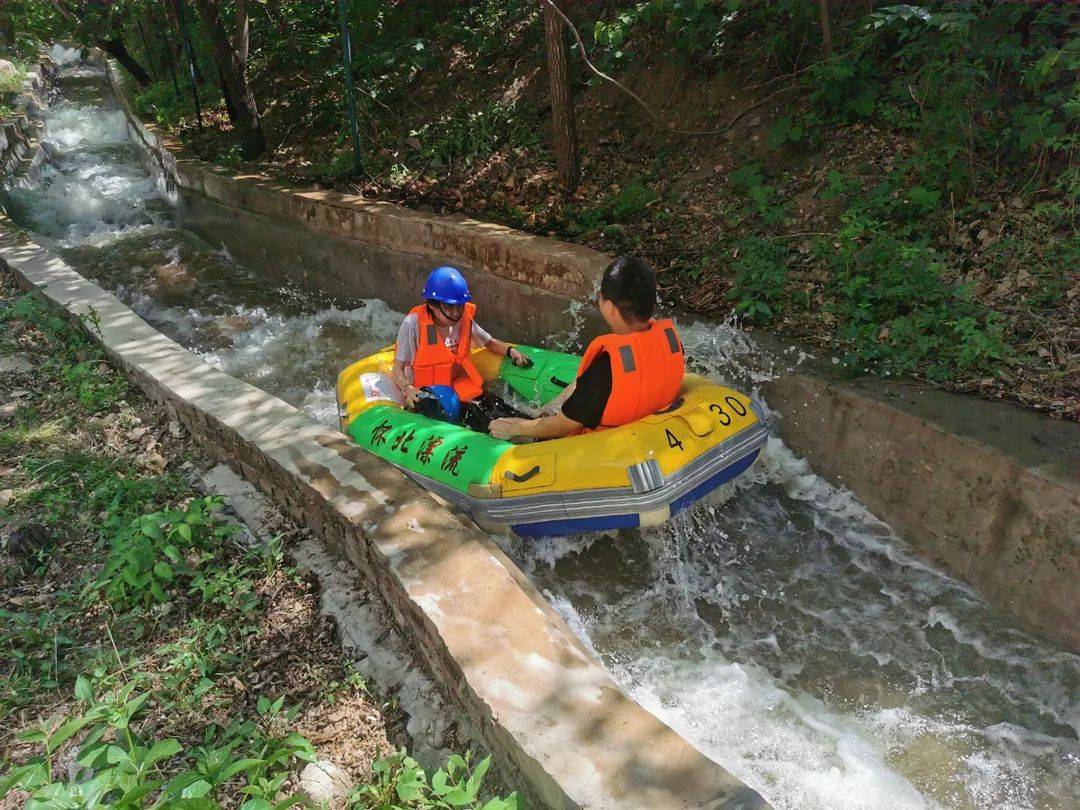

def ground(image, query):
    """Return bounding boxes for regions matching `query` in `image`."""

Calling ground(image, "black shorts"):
[461,393,527,434]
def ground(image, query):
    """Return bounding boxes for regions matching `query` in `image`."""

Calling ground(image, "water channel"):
[4,57,1077,809]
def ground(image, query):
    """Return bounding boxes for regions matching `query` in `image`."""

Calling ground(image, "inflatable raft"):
[337,344,767,537]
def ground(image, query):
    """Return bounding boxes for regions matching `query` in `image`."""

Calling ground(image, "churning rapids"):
[4,65,1077,809]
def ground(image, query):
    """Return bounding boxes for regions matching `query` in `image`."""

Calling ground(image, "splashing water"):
[501,436,1079,808]
[4,81,1078,810]
[47,44,83,67]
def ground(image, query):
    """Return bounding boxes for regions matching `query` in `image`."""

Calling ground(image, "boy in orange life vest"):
[391,266,532,432]
[489,255,684,440]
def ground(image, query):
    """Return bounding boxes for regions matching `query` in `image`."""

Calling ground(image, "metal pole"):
[176,0,203,131]
[337,0,362,174]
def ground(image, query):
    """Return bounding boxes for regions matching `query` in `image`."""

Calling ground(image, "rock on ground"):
[300,760,353,808]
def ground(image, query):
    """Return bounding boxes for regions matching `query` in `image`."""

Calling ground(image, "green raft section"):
[500,345,581,406]
[345,345,581,494]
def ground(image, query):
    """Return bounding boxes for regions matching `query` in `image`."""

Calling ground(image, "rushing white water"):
[47,44,83,67]
[505,437,1079,807]
[5,72,1078,810]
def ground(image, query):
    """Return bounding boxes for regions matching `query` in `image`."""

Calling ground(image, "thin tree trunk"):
[543,0,579,194]
[191,0,265,157]
[817,0,833,58]
[157,11,181,96]
[235,0,248,67]
[217,62,237,120]
[96,36,151,86]
[135,17,157,80]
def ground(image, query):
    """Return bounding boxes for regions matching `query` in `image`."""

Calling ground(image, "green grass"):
[0,290,522,809]
[0,60,27,95]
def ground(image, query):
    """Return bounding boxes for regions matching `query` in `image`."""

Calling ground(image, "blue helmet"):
[416,385,461,424]
[422,266,471,305]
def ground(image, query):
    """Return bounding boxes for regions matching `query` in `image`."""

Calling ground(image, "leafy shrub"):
[0,679,316,808]
[0,59,27,95]
[808,58,880,121]
[730,163,787,225]
[351,750,520,810]
[590,0,814,69]
[134,80,221,128]
[817,227,1009,380]
[568,181,659,231]
[816,2,1079,194]
[724,237,790,323]
[84,497,237,609]
[409,101,538,171]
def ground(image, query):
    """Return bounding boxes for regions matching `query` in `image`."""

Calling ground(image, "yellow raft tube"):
[337,344,767,537]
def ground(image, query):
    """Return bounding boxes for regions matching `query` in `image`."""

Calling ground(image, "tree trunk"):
[235,0,248,67]
[135,17,157,80]
[543,0,579,194]
[191,0,265,157]
[217,63,237,120]
[156,5,182,96]
[96,36,151,86]
[817,0,833,58]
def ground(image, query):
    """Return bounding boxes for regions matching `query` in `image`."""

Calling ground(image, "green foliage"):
[569,182,659,232]
[59,359,127,412]
[1,295,522,809]
[350,750,520,810]
[815,225,1009,381]
[725,237,790,323]
[1,678,314,809]
[2,1,73,41]
[0,605,78,705]
[409,101,538,172]
[590,0,721,70]
[730,163,787,226]
[134,79,221,129]
[815,2,1077,194]
[0,59,26,95]
[766,116,804,149]
[808,58,880,121]
[84,497,238,609]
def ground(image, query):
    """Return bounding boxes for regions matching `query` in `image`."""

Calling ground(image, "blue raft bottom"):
[510,447,761,538]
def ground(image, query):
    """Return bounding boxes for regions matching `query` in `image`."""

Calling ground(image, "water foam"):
[47,44,83,66]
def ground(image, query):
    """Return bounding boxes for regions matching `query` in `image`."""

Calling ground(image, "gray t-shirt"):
[394,312,492,381]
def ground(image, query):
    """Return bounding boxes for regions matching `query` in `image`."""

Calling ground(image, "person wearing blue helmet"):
[391,265,531,432]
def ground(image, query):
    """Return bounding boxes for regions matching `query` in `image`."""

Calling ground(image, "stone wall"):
[0,216,767,809]
[0,55,57,187]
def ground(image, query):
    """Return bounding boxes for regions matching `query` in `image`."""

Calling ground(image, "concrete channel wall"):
[763,373,1079,650]
[103,62,1080,652]
[0,219,767,808]
[0,55,58,188]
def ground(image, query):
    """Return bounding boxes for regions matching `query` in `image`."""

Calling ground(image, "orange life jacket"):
[408,303,485,402]
[575,318,684,432]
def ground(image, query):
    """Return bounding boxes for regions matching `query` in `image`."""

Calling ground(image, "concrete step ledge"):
[0,216,768,809]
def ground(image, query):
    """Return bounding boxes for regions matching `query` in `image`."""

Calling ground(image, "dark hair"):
[600,255,657,322]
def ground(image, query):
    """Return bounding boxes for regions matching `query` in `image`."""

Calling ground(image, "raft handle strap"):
[550,376,571,388]
[504,465,541,483]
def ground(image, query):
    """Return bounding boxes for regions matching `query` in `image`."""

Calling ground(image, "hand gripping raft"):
[337,344,767,537]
